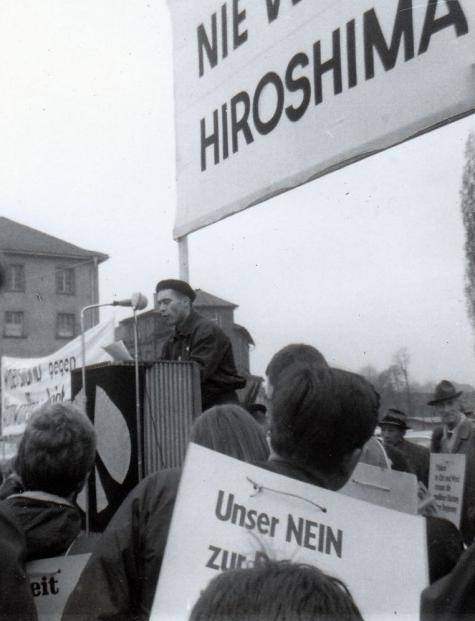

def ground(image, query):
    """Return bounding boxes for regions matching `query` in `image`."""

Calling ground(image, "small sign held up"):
[151,444,428,620]
[341,462,418,514]
[27,554,90,621]
[428,453,466,529]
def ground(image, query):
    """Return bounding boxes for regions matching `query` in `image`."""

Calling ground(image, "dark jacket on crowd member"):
[421,540,475,621]
[431,417,475,545]
[397,438,430,487]
[0,502,38,620]
[5,492,81,560]
[62,469,181,621]
[384,443,416,476]
[258,457,463,585]
[161,310,245,410]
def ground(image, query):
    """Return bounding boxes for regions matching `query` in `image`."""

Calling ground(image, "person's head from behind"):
[190,404,270,463]
[270,363,379,489]
[15,402,96,499]
[265,343,327,399]
[189,558,363,621]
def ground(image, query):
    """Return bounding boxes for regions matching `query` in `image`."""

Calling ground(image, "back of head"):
[190,558,363,621]
[270,363,379,474]
[16,402,96,498]
[265,343,327,389]
[190,404,269,463]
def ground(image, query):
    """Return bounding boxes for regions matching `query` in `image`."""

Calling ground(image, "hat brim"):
[379,421,411,430]
[427,391,463,406]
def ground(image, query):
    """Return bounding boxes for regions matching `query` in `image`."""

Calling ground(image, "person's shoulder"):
[404,439,430,456]
[190,311,228,338]
[135,467,182,498]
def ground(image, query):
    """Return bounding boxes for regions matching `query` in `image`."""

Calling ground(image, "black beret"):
[155,279,196,302]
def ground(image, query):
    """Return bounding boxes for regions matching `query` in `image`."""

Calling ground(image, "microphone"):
[112,292,148,311]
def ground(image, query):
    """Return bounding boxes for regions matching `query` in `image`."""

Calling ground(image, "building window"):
[7,264,25,292]
[4,311,25,337]
[56,313,75,338]
[56,268,75,295]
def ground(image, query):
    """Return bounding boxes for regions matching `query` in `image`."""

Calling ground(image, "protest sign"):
[27,554,90,621]
[167,0,475,238]
[428,453,466,528]
[1,319,114,436]
[151,444,428,620]
[341,461,418,514]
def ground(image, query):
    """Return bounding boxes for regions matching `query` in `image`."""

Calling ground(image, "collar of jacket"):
[174,309,198,338]
[8,490,75,508]
[267,456,329,488]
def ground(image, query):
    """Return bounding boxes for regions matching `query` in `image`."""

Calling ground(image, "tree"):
[461,132,475,344]
[392,347,413,416]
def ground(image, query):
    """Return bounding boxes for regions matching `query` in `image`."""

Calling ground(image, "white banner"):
[152,444,428,620]
[1,320,114,437]
[168,0,475,238]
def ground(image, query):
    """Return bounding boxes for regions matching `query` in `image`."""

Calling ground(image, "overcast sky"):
[0,1,474,385]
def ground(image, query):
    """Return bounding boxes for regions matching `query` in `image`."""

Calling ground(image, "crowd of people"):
[0,275,475,620]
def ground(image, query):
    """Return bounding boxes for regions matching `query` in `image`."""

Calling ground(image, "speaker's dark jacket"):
[161,310,245,410]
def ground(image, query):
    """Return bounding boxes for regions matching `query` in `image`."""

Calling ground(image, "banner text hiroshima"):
[198,0,469,172]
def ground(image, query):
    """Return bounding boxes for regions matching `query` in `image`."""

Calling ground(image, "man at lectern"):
[156,279,246,410]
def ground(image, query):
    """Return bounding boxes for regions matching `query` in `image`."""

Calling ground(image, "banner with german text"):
[168,0,475,238]
[1,319,114,436]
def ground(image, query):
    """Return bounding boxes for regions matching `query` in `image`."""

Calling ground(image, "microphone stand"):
[80,302,113,534]
[133,309,144,480]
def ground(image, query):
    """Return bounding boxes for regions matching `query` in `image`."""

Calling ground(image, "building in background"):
[0,216,108,359]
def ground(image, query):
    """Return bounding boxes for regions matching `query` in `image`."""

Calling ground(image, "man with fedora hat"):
[156,279,246,411]
[380,408,430,486]
[429,380,475,544]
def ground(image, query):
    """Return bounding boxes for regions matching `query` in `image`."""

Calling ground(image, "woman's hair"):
[270,363,379,473]
[190,404,270,463]
[15,402,96,497]
[190,558,363,621]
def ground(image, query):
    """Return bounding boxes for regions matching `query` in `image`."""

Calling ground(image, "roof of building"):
[233,324,255,346]
[0,216,108,263]
[194,289,237,308]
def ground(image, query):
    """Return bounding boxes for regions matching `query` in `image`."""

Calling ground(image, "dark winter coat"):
[62,469,181,620]
[5,491,81,560]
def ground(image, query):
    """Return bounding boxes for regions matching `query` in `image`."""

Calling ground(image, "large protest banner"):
[168,0,475,238]
[152,444,428,620]
[1,319,114,436]
[428,453,466,528]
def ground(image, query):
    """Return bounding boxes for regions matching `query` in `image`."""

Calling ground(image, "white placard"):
[152,444,428,621]
[341,461,419,514]
[168,0,475,238]
[1,319,114,436]
[428,453,466,528]
[27,554,90,621]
